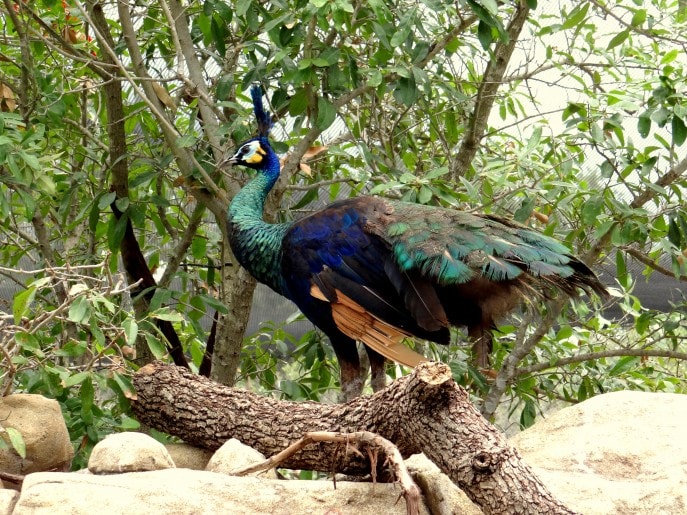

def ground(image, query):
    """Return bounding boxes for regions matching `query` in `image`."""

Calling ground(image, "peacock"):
[225,86,607,401]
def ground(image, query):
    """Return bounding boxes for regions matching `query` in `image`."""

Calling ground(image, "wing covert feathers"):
[310,284,427,368]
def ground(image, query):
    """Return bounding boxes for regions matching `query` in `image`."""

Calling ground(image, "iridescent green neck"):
[228,172,290,295]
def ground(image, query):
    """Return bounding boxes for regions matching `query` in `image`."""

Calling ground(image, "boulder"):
[164,443,213,470]
[13,469,428,515]
[0,394,72,476]
[88,432,174,474]
[205,438,277,479]
[511,390,687,514]
[0,489,19,515]
[405,454,483,514]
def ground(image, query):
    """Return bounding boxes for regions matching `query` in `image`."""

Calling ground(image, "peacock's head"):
[225,137,272,170]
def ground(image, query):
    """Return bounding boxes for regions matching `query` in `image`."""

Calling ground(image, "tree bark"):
[131,361,576,515]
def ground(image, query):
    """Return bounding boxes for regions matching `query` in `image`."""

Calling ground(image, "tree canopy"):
[0,0,685,466]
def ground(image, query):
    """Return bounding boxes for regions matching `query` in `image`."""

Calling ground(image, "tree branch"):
[88,0,188,369]
[158,203,207,288]
[166,0,223,157]
[481,297,567,420]
[450,1,531,179]
[132,361,577,514]
[233,430,422,515]
[621,246,687,282]
[515,348,687,377]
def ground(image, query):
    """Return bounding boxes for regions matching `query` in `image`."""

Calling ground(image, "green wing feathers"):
[377,200,604,297]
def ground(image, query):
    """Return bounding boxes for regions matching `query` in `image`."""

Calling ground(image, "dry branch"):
[233,430,421,515]
[131,361,576,515]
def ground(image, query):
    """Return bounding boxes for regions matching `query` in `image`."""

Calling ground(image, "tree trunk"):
[131,361,576,515]
[210,248,256,386]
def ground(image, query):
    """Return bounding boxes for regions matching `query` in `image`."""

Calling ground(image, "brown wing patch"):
[310,284,427,368]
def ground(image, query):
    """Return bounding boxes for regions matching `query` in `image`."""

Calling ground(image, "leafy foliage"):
[0,0,685,465]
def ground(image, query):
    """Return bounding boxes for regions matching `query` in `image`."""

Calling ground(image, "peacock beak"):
[218,154,239,169]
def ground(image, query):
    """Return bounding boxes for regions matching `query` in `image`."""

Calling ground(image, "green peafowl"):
[225,86,607,401]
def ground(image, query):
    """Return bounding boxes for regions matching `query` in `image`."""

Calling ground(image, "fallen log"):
[131,361,576,515]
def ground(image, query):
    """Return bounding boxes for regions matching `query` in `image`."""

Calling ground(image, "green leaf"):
[89,319,106,347]
[80,376,95,424]
[198,293,228,314]
[54,340,87,358]
[366,69,383,88]
[466,0,508,44]
[418,185,432,204]
[561,3,589,30]
[672,116,687,146]
[425,167,449,180]
[68,295,90,324]
[19,150,40,171]
[13,286,36,324]
[616,251,628,289]
[315,97,336,131]
[123,318,138,346]
[191,236,207,260]
[608,356,638,376]
[98,191,116,210]
[661,49,679,65]
[526,126,542,152]
[393,76,417,106]
[637,112,652,138]
[606,30,629,51]
[635,312,651,335]
[144,333,169,359]
[110,371,137,400]
[513,197,535,223]
[175,135,197,148]
[651,107,669,127]
[108,212,129,253]
[668,217,681,247]
[288,89,309,115]
[14,331,42,355]
[3,427,26,458]
[63,371,90,387]
[581,195,603,225]
[114,197,129,212]
[236,0,251,16]
[630,8,646,27]
[519,399,537,429]
[117,415,141,430]
[290,188,318,211]
[151,309,184,322]
[477,20,493,50]
[389,8,416,48]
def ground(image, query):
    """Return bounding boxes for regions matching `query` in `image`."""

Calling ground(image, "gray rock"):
[0,489,19,515]
[13,469,428,514]
[511,390,687,514]
[164,443,213,470]
[88,432,174,474]
[406,453,483,514]
[0,394,72,475]
[206,437,277,479]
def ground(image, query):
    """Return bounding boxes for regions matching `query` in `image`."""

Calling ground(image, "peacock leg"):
[469,325,493,369]
[329,334,364,401]
[366,347,387,392]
